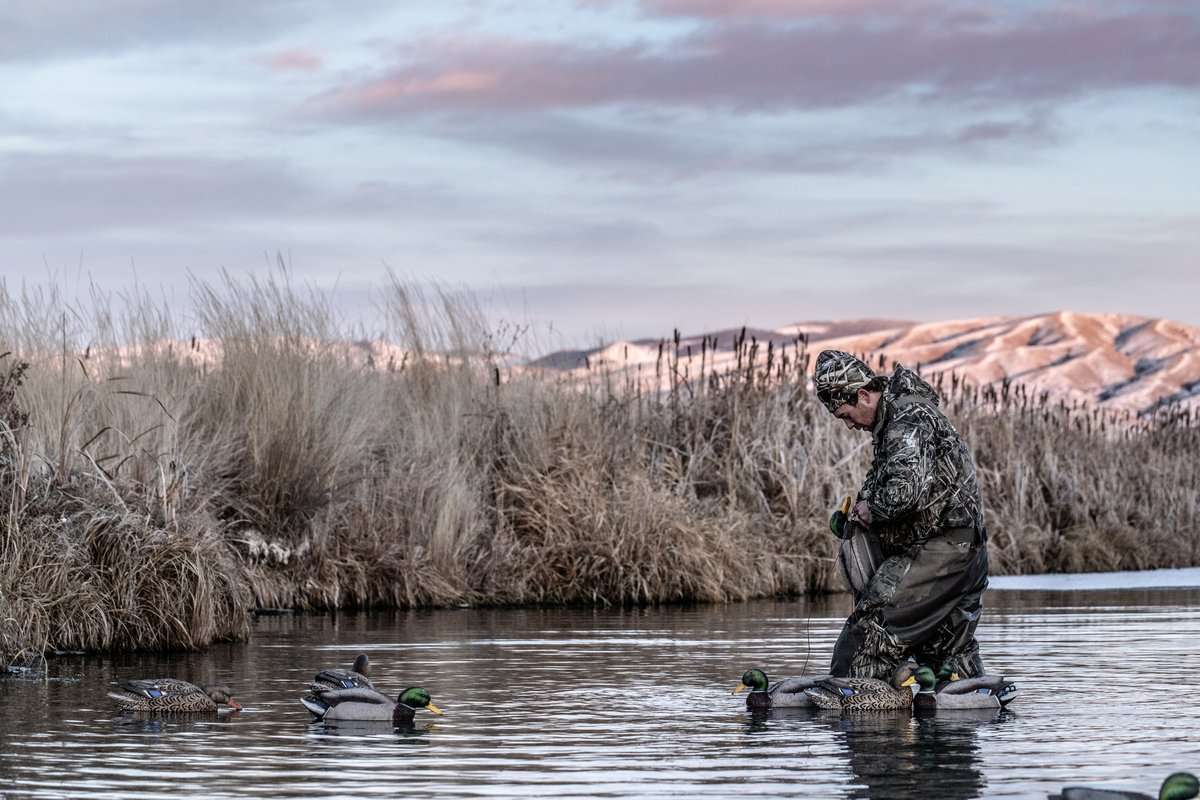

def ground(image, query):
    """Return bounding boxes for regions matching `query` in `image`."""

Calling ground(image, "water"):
[1,589,1198,799]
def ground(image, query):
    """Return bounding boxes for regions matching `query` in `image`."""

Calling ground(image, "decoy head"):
[352,654,370,676]
[205,686,243,710]
[914,666,937,694]
[891,662,920,690]
[1160,772,1200,800]
[733,668,769,695]
[936,662,960,683]
[397,687,443,716]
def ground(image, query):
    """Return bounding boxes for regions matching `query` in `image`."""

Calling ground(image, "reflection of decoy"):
[732,668,831,709]
[808,708,996,800]
[804,663,919,711]
[1048,771,1199,800]
[108,679,242,712]
[312,654,374,690]
[301,686,443,725]
[913,666,1018,711]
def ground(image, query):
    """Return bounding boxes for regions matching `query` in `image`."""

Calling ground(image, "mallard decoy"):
[913,665,1018,712]
[312,654,374,690]
[1049,771,1199,800]
[301,686,443,725]
[108,679,242,712]
[732,668,831,709]
[803,662,919,711]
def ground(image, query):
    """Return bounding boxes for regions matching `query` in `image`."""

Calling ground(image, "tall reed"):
[0,274,1195,661]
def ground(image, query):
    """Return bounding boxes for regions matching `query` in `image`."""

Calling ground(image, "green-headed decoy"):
[732,668,831,710]
[913,665,1018,711]
[1049,771,1199,800]
[301,686,443,726]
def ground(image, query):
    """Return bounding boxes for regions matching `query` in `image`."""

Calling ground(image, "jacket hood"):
[887,364,940,407]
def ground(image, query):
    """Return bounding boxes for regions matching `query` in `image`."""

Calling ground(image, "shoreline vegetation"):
[1,274,1197,662]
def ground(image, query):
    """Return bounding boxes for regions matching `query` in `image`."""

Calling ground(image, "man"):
[814,350,988,680]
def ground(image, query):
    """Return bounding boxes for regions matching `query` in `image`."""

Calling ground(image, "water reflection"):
[833,711,1001,800]
[0,591,1196,799]
[109,709,242,733]
[744,708,1003,799]
[304,720,437,739]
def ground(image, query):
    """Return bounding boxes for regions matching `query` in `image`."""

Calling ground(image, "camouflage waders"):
[815,351,989,680]
[830,526,988,679]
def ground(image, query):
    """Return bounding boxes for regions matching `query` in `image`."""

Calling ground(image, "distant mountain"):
[527,318,912,369]
[531,312,1200,414]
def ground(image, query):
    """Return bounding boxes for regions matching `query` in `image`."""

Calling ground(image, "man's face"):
[833,389,879,431]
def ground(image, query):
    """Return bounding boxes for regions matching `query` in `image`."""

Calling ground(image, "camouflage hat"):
[813,350,875,413]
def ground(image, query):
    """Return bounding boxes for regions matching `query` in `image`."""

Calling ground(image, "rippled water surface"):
[2,589,1199,799]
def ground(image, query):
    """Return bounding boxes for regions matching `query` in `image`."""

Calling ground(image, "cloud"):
[473,218,667,254]
[377,104,1057,182]
[314,7,1200,118]
[261,49,325,72]
[642,0,889,15]
[0,151,476,238]
[0,152,307,237]
[592,0,925,20]
[0,1,317,62]
[296,4,1193,176]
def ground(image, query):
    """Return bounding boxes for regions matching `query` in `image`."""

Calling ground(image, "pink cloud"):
[331,70,499,112]
[313,8,1200,118]
[637,0,904,17]
[263,48,324,72]
[584,0,985,23]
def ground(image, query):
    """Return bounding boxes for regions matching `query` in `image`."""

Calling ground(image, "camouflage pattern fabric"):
[828,363,988,680]
[830,527,988,680]
[861,364,984,556]
[813,350,876,413]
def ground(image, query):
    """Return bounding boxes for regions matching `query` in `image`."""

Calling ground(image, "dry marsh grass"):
[0,275,1196,661]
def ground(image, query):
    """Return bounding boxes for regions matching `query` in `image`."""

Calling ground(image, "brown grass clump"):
[0,273,1196,661]
[0,356,248,662]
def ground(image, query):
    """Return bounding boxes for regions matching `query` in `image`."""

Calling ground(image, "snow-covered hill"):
[534,312,1200,414]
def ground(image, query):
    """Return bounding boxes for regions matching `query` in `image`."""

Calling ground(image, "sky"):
[1,0,1198,349]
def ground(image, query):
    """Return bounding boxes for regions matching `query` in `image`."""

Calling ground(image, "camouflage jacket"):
[859,365,984,555]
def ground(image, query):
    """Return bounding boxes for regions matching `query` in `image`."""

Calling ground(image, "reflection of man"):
[814,350,989,679]
[808,711,995,800]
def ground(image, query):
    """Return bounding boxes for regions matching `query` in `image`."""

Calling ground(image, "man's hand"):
[829,496,853,539]
[852,500,873,526]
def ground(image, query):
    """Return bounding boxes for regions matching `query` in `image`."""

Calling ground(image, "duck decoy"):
[312,654,374,690]
[803,662,919,711]
[913,665,1018,711]
[1049,771,1199,800]
[301,686,443,726]
[732,668,831,709]
[108,678,242,712]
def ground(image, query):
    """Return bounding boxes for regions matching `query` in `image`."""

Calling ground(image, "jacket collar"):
[871,390,890,442]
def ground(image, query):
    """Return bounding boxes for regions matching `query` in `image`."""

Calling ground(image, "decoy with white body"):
[732,668,831,709]
[913,665,1018,712]
[301,686,442,726]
